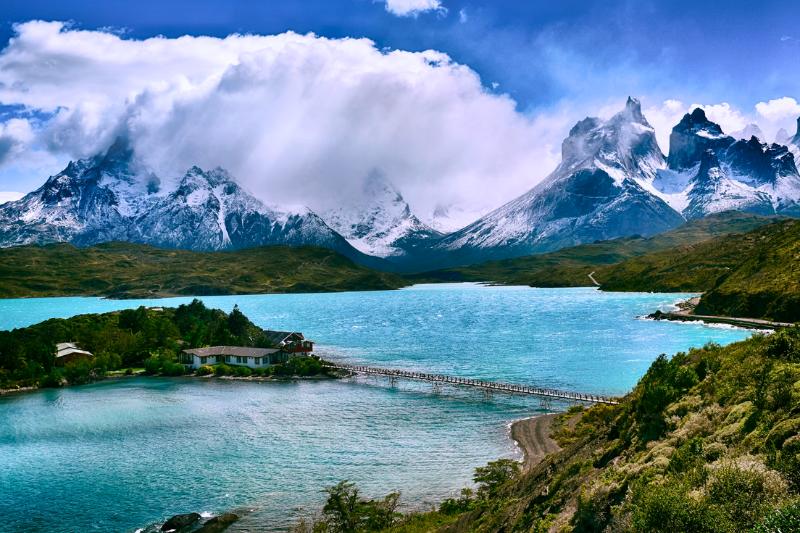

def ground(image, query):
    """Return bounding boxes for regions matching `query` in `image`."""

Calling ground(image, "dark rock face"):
[792,117,800,147]
[161,512,201,532]
[667,108,734,170]
[725,137,798,186]
[664,111,800,219]
[195,513,239,533]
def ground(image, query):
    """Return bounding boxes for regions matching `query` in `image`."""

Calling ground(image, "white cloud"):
[755,97,800,122]
[0,20,563,225]
[383,0,446,17]
[459,8,468,23]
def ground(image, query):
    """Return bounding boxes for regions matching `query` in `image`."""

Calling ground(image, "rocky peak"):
[725,137,798,185]
[792,116,800,146]
[668,109,733,170]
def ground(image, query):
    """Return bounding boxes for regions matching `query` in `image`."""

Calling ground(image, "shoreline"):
[510,413,562,471]
[0,371,340,397]
[648,296,792,331]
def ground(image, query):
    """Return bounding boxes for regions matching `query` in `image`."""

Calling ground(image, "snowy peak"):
[559,96,663,186]
[792,117,800,147]
[731,123,765,141]
[0,142,369,263]
[667,108,733,170]
[321,174,442,258]
[433,98,682,263]
[658,112,800,219]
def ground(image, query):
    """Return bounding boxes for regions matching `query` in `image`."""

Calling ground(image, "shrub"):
[160,361,186,376]
[473,459,520,498]
[706,463,784,529]
[232,365,252,377]
[631,480,718,533]
[320,480,401,532]
[754,500,800,533]
[196,365,214,376]
[214,364,232,376]
[439,488,474,515]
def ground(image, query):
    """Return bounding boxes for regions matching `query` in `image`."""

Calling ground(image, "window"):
[200,356,207,364]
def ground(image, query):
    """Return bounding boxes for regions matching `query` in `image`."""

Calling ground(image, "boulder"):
[161,512,201,532]
[196,513,240,532]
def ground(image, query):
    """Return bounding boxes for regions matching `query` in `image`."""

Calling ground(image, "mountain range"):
[2,99,800,270]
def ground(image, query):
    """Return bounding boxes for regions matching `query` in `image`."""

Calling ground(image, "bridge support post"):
[432,382,442,394]
[483,388,493,401]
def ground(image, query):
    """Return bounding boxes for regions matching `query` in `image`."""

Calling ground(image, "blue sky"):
[2,0,797,111]
[0,0,798,221]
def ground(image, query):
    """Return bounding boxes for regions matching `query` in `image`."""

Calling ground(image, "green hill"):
[594,219,800,322]
[411,212,775,287]
[0,242,408,298]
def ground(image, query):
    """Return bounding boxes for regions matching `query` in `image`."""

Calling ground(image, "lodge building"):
[179,330,313,369]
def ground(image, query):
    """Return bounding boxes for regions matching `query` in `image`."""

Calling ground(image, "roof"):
[182,346,280,358]
[56,342,77,351]
[262,330,305,346]
[55,342,93,358]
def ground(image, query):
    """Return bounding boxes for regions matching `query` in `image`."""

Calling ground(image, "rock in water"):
[161,512,201,532]
[196,513,240,532]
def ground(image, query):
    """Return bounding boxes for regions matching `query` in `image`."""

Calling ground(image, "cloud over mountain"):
[0,20,567,228]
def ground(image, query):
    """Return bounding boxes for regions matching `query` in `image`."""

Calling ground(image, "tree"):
[473,459,520,498]
[228,304,249,339]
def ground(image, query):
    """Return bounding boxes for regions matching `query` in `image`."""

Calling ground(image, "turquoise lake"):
[0,284,754,531]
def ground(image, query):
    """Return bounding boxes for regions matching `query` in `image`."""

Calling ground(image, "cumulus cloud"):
[756,97,800,122]
[0,20,564,227]
[383,0,446,17]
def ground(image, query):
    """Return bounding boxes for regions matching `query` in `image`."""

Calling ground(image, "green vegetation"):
[300,327,800,532]
[414,212,800,322]
[411,212,774,287]
[0,299,328,390]
[594,219,800,321]
[0,242,407,298]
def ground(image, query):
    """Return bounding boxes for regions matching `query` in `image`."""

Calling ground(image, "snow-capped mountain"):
[0,139,371,262]
[432,98,684,263]
[653,109,800,219]
[731,123,765,141]
[320,174,442,258]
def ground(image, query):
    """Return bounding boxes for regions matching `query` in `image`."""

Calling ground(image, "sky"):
[0,0,798,227]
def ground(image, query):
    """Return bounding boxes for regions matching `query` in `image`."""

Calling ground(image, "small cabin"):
[55,342,94,366]
[180,346,289,370]
[262,330,314,355]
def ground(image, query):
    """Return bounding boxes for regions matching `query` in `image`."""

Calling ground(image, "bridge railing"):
[324,363,619,405]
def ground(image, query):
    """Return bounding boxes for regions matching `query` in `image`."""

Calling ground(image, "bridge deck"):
[324,363,619,405]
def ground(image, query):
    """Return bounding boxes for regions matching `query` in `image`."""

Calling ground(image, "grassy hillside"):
[411,212,775,287]
[595,219,800,322]
[0,242,408,298]
[303,328,800,532]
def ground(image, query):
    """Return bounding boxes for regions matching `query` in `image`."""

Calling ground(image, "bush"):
[631,481,717,533]
[439,488,474,515]
[232,365,252,377]
[160,361,186,376]
[196,365,214,376]
[214,364,232,376]
[754,500,800,533]
[40,369,64,388]
[473,459,520,498]
[320,480,400,532]
[706,463,783,529]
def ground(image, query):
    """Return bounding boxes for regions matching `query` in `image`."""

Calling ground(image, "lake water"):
[0,284,753,531]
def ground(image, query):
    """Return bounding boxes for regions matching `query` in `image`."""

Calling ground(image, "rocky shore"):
[510,413,561,471]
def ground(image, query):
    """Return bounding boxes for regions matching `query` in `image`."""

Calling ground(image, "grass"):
[0,241,409,298]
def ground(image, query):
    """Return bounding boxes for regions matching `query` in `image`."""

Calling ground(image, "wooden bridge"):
[324,363,619,405]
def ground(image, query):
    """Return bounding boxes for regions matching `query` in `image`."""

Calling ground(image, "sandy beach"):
[511,413,562,471]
